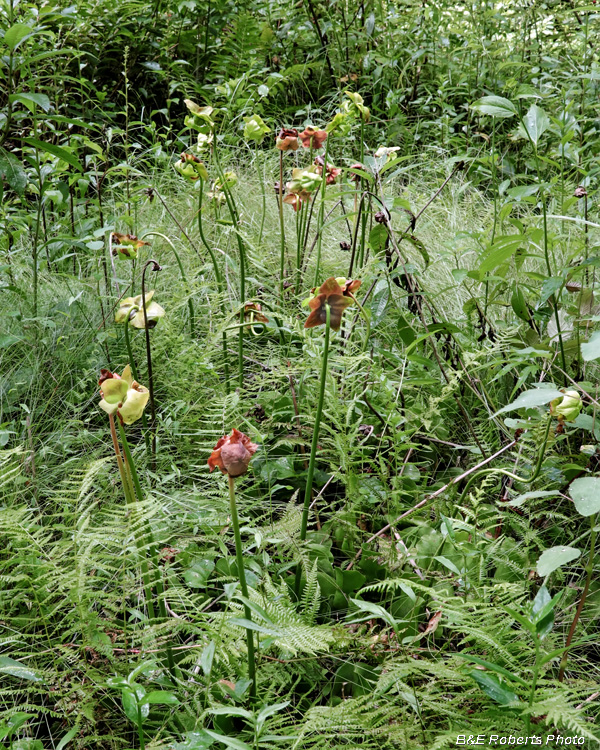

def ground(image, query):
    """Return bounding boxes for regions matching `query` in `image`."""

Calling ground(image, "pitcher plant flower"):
[98,365,149,425]
[299,126,328,150]
[550,390,582,422]
[304,277,360,331]
[314,156,342,185]
[276,128,300,151]
[283,191,310,212]
[174,152,209,182]
[115,290,165,329]
[244,114,271,144]
[208,429,258,478]
[343,90,370,122]
[111,233,150,260]
[184,99,215,132]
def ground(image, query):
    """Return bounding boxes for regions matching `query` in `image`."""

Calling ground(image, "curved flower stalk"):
[141,261,161,468]
[141,231,195,336]
[295,278,361,597]
[208,429,258,697]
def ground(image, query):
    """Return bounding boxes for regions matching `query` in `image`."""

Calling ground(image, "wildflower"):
[208,429,258,477]
[343,91,370,122]
[325,112,351,135]
[283,191,310,212]
[374,145,401,161]
[299,126,328,150]
[348,163,365,183]
[244,114,271,143]
[98,365,149,425]
[314,155,342,185]
[287,167,321,194]
[174,152,209,182]
[305,277,360,331]
[276,128,299,151]
[184,99,215,132]
[215,171,238,190]
[550,390,582,422]
[574,186,588,198]
[197,132,214,151]
[115,290,165,329]
[111,233,150,260]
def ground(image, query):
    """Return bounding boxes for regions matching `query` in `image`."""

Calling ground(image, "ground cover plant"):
[1,0,600,748]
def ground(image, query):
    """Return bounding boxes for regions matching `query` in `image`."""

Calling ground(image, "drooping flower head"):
[325,111,351,136]
[348,163,365,183]
[287,167,321,194]
[276,128,299,151]
[184,99,215,133]
[98,366,149,425]
[299,126,328,150]
[304,277,361,331]
[208,429,258,477]
[550,390,582,423]
[174,152,209,182]
[115,290,165,329]
[283,191,310,212]
[244,302,268,326]
[314,155,342,185]
[343,90,370,122]
[111,233,150,260]
[244,114,271,144]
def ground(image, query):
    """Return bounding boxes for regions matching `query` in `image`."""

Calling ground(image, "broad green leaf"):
[200,640,215,676]
[183,559,214,588]
[0,657,42,682]
[368,224,389,254]
[536,546,581,577]
[23,138,84,172]
[0,148,27,193]
[457,655,527,686]
[520,104,550,146]
[56,725,79,750]
[469,671,520,705]
[581,330,600,361]
[4,23,32,50]
[9,93,51,113]
[493,388,563,416]
[539,276,563,306]
[569,477,600,516]
[142,690,179,705]
[479,235,524,273]
[471,95,517,118]
[171,731,215,750]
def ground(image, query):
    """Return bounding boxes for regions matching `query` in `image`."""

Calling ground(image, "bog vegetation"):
[1,0,600,747]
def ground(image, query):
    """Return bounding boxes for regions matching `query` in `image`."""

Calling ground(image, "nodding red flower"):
[574,186,588,198]
[208,429,258,477]
[276,128,300,151]
[349,163,365,183]
[283,191,310,212]
[314,155,342,185]
[111,233,150,259]
[299,127,328,150]
[305,277,359,331]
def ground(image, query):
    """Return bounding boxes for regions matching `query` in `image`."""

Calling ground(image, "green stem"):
[137,704,146,750]
[278,150,286,301]
[124,321,151,455]
[228,474,256,698]
[117,419,176,677]
[197,180,230,393]
[257,146,266,246]
[313,138,330,286]
[295,303,331,597]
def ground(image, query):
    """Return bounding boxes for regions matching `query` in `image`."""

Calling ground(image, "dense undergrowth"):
[2,0,600,748]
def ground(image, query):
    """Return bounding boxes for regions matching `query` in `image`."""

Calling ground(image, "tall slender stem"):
[278,150,286,301]
[227,474,256,698]
[313,138,330,286]
[141,260,161,469]
[296,304,331,596]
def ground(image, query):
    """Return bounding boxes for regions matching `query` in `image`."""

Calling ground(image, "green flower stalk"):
[141,260,161,468]
[295,278,361,597]
[208,429,259,698]
[244,114,271,245]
